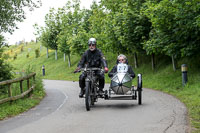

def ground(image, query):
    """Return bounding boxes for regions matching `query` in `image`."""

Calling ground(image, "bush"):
[20,46,24,52]
[26,53,29,58]
[0,59,13,82]
[13,53,17,60]
[35,48,40,58]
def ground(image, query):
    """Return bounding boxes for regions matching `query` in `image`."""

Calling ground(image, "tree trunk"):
[46,48,49,58]
[55,49,57,60]
[134,53,138,68]
[67,54,71,67]
[151,53,155,70]
[172,55,176,71]
[64,53,66,62]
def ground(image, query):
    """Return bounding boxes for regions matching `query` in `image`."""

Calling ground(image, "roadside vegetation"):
[0,75,45,120]
[0,44,45,120]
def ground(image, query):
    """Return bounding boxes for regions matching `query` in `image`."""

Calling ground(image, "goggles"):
[118,59,125,62]
[88,43,96,46]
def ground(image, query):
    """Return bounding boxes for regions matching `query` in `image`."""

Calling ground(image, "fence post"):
[27,79,30,97]
[32,74,36,94]
[33,74,36,84]
[20,81,23,93]
[8,84,12,104]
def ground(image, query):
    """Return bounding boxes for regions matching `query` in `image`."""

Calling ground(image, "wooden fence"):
[0,72,36,104]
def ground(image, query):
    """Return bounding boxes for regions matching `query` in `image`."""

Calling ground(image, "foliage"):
[35,0,89,55]
[0,0,41,83]
[20,46,24,52]
[57,0,87,55]
[0,59,13,82]
[35,48,40,58]
[101,0,151,54]
[0,74,45,120]
[26,53,29,58]
[143,0,200,58]
[13,53,17,60]
[0,44,13,91]
[0,0,41,34]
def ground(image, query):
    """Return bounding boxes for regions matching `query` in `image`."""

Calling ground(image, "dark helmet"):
[88,38,96,45]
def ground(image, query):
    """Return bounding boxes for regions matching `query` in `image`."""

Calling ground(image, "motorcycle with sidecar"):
[76,63,142,111]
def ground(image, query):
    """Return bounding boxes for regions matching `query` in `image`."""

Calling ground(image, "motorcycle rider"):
[108,54,135,78]
[74,38,109,98]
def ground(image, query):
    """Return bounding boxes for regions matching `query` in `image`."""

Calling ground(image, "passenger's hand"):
[104,67,109,73]
[74,67,80,73]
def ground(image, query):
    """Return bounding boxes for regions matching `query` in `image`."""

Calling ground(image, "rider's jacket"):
[77,48,108,68]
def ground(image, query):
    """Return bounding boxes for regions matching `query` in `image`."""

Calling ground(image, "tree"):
[0,0,41,81]
[44,8,64,60]
[0,0,41,34]
[100,0,151,67]
[144,0,200,58]
[144,0,200,70]
[58,0,88,56]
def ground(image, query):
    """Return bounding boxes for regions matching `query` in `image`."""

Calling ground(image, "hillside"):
[4,42,200,133]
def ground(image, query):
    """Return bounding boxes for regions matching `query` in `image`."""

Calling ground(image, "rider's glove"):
[74,67,80,73]
[104,67,109,73]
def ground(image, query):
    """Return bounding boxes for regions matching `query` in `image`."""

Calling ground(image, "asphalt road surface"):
[0,80,190,133]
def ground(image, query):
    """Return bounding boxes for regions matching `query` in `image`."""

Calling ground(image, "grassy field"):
[2,42,200,132]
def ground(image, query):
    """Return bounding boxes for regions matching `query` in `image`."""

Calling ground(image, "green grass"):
[2,42,200,132]
[0,76,45,120]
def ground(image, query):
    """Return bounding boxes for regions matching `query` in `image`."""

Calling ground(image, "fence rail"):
[0,72,36,104]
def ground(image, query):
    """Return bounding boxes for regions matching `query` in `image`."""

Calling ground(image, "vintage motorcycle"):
[77,67,105,111]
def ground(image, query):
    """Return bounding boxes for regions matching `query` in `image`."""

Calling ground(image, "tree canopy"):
[36,0,200,60]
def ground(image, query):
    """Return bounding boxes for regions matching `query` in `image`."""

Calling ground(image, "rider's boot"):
[79,88,85,98]
[98,88,104,96]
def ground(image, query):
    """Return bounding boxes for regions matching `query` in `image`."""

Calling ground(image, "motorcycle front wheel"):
[85,81,91,111]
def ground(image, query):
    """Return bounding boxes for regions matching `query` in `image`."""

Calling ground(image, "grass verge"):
[0,75,45,120]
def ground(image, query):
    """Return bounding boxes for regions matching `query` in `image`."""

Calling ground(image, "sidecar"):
[105,63,142,105]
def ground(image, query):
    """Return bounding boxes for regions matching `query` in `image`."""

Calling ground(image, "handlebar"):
[74,67,104,73]
[81,68,102,71]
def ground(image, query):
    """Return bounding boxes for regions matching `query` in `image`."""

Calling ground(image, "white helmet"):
[88,38,96,45]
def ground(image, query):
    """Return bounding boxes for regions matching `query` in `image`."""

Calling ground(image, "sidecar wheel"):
[137,74,142,105]
[138,90,142,105]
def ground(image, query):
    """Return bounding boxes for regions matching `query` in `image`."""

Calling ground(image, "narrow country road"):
[0,80,190,133]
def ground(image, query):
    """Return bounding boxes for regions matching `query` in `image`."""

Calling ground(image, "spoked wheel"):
[137,74,142,105]
[85,81,91,111]
[138,90,142,105]
[91,96,95,105]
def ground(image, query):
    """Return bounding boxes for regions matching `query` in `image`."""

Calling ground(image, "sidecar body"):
[106,63,142,104]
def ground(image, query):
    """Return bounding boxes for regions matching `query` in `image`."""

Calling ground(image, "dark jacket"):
[108,65,135,78]
[77,48,107,68]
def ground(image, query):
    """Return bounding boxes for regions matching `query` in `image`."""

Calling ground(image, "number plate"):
[117,63,128,73]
